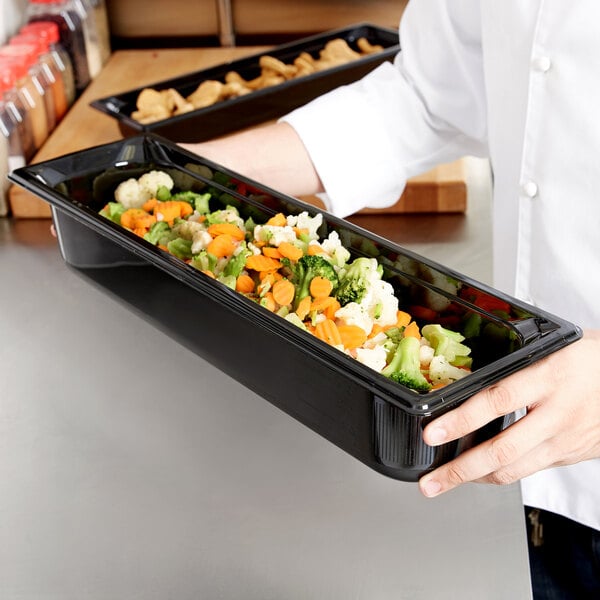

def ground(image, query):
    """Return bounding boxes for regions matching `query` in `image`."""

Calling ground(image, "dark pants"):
[525,506,600,600]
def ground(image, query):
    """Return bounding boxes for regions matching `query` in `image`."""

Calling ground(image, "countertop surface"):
[0,159,533,599]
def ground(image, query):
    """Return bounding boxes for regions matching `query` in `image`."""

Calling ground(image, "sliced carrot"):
[396,310,412,328]
[245,254,282,272]
[201,269,216,279]
[142,198,159,212]
[272,279,295,307]
[258,270,283,282]
[295,296,312,321]
[368,323,384,339]
[338,324,368,350]
[324,298,341,320]
[120,208,156,231]
[235,274,255,293]
[206,233,236,258]
[266,212,287,227]
[207,222,246,241]
[314,319,343,347]
[403,320,421,339]
[277,241,303,262]
[132,227,148,237]
[307,244,325,256]
[260,292,276,312]
[309,276,333,299]
[310,296,337,313]
[154,201,190,224]
[262,246,282,259]
[293,227,309,238]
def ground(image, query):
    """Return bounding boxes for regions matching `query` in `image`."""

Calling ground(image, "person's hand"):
[418,329,600,497]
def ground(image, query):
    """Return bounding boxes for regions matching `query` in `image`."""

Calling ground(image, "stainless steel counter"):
[0,159,533,599]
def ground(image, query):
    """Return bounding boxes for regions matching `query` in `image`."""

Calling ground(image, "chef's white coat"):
[282,0,600,532]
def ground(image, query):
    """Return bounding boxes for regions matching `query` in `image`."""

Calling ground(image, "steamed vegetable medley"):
[100,170,473,393]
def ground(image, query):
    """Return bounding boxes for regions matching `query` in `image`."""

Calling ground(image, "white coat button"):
[522,181,539,198]
[532,56,552,72]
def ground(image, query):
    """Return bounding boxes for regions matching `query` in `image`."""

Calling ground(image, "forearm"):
[179,121,324,198]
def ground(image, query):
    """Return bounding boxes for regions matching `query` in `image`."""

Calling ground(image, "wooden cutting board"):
[8,47,466,218]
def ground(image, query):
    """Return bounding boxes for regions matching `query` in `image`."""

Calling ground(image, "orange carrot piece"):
[262,246,282,259]
[235,274,255,293]
[403,321,421,339]
[338,324,368,350]
[315,319,343,347]
[207,234,236,258]
[132,227,148,237]
[245,254,282,272]
[307,244,325,256]
[277,241,303,262]
[396,310,412,328]
[260,292,276,312]
[368,323,384,338]
[310,296,337,313]
[293,227,309,238]
[324,298,341,320]
[120,208,156,231]
[295,296,312,321]
[272,279,295,307]
[207,222,245,241]
[142,198,159,212]
[266,212,287,227]
[309,276,333,299]
[201,269,216,279]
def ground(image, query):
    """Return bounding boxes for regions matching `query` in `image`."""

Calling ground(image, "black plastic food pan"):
[90,23,400,143]
[9,134,582,482]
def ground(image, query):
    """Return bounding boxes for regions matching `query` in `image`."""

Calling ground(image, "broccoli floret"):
[99,201,126,224]
[143,221,171,245]
[223,243,251,278]
[421,323,472,366]
[288,254,338,308]
[335,257,381,307]
[381,335,432,393]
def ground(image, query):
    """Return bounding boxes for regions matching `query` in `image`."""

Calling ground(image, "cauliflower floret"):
[253,224,297,247]
[419,340,435,367]
[172,219,206,240]
[428,355,470,385]
[320,231,350,267]
[355,345,388,373]
[191,230,214,254]
[335,302,374,336]
[286,211,323,240]
[138,170,174,199]
[114,178,145,209]
[247,242,262,255]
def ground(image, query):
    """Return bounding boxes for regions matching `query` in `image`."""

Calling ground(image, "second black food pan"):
[90,23,400,142]
[9,134,582,482]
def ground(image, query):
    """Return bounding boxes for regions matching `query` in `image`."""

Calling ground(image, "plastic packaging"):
[26,0,91,94]
[20,20,76,110]
[0,61,36,162]
[8,134,583,481]
[0,47,49,151]
[10,33,67,124]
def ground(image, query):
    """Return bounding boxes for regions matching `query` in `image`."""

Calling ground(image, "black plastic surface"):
[9,134,583,481]
[89,24,400,142]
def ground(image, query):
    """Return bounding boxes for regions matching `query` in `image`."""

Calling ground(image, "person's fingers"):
[419,402,558,496]
[422,356,553,447]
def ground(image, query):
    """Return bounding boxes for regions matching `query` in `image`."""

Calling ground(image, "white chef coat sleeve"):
[280,0,489,218]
